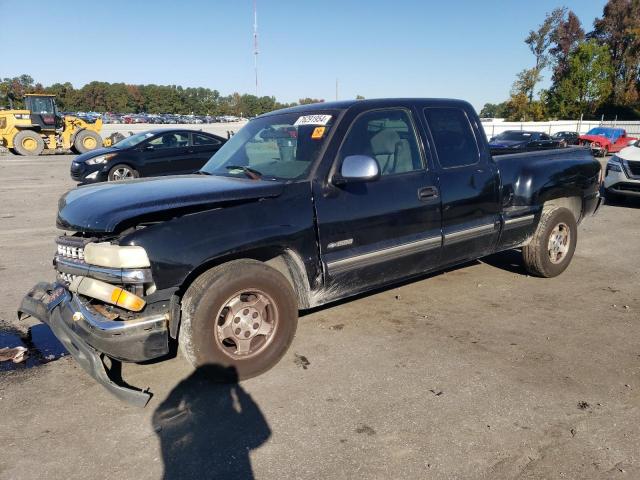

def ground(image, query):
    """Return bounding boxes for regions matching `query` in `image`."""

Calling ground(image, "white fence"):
[479,119,640,139]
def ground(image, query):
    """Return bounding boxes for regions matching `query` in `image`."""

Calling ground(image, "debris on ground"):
[294,353,310,370]
[577,401,590,410]
[429,389,444,396]
[0,346,28,363]
[355,424,376,436]
[329,324,344,331]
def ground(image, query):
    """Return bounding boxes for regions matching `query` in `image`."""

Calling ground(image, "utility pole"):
[253,0,259,97]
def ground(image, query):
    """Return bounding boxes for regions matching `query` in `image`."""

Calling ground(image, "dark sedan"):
[489,130,561,155]
[70,129,226,183]
[552,131,579,147]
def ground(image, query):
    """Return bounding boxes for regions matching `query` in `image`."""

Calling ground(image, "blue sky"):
[1,0,606,110]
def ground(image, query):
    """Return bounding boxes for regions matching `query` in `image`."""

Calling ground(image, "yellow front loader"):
[0,94,107,156]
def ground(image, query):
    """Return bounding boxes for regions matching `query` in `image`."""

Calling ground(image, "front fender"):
[119,183,321,295]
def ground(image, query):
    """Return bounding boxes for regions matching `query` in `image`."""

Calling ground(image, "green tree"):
[0,74,35,108]
[298,98,324,105]
[553,40,613,118]
[479,102,509,118]
[524,8,565,101]
[550,10,585,83]
[592,0,640,105]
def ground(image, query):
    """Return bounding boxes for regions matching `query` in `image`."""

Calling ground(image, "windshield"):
[494,131,532,141]
[586,127,622,139]
[200,111,337,180]
[113,131,155,149]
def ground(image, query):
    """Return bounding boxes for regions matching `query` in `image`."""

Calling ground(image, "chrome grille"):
[55,235,93,285]
[56,243,85,260]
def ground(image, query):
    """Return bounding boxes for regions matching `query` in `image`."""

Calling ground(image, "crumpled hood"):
[57,174,284,233]
[578,134,611,145]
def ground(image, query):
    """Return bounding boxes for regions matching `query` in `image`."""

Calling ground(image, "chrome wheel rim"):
[215,290,277,359]
[548,222,570,264]
[111,167,133,181]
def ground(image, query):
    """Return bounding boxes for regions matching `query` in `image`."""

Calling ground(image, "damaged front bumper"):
[18,282,169,407]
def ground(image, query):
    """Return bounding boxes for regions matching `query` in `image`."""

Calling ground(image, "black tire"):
[73,130,102,154]
[107,164,139,181]
[522,207,577,278]
[13,130,45,156]
[179,259,298,381]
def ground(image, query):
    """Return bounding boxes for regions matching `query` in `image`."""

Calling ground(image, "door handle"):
[418,186,439,201]
[187,149,195,154]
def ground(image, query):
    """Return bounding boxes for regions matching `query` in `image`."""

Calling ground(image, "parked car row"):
[489,130,564,155]
[488,127,638,157]
[101,113,243,125]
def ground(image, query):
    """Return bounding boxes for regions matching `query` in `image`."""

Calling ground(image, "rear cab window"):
[423,107,480,169]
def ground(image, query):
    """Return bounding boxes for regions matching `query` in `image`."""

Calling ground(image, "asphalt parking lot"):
[0,153,639,480]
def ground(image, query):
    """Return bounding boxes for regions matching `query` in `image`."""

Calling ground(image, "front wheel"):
[179,259,299,381]
[13,130,45,156]
[107,164,139,181]
[522,207,577,278]
[73,130,102,154]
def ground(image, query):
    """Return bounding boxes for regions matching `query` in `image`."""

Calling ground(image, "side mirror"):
[335,155,380,184]
[489,137,495,142]
[143,144,154,151]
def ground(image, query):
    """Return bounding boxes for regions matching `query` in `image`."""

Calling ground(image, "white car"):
[604,140,640,201]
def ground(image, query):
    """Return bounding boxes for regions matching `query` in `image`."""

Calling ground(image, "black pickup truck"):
[19,99,602,405]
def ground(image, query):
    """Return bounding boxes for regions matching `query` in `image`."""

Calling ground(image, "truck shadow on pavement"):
[152,364,271,480]
[480,249,528,275]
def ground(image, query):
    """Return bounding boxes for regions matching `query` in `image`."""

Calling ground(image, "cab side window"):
[424,108,480,168]
[149,132,189,149]
[193,133,221,146]
[339,109,423,175]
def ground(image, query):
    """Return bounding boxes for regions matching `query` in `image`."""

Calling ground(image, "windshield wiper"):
[195,170,212,175]
[225,165,263,180]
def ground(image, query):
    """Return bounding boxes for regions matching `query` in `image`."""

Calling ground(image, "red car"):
[579,127,637,157]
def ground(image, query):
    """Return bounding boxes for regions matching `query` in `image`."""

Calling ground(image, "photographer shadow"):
[153,364,270,480]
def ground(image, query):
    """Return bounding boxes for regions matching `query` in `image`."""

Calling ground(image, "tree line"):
[0,75,331,117]
[481,0,640,121]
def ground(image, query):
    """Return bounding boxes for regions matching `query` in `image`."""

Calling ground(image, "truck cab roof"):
[261,98,475,117]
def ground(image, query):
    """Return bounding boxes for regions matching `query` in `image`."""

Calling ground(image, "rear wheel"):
[73,130,102,154]
[522,207,577,278]
[179,259,298,381]
[13,130,45,156]
[108,164,138,181]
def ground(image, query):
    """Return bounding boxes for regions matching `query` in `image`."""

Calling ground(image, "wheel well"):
[109,162,137,172]
[179,248,312,309]
[543,196,582,223]
[16,126,42,133]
